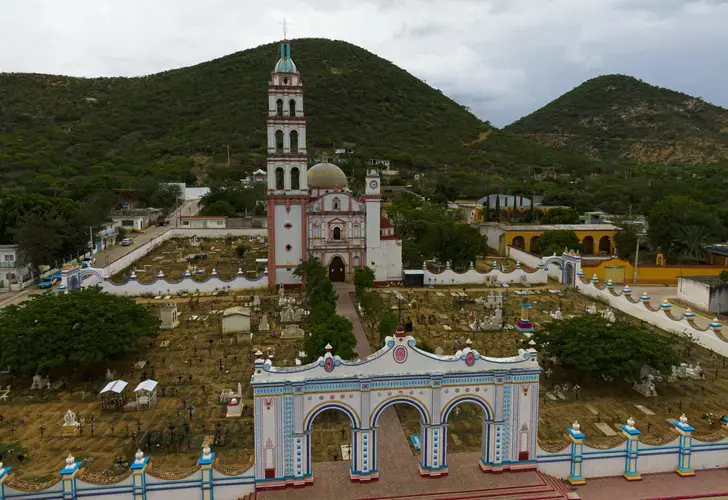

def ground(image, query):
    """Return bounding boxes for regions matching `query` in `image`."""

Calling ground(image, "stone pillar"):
[293,431,311,485]
[671,414,695,477]
[59,455,81,500]
[567,421,586,485]
[130,450,150,500]
[418,423,448,476]
[478,417,496,472]
[0,462,10,500]
[199,446,215,500]
[350,428,378,482]
[621,418,642,481]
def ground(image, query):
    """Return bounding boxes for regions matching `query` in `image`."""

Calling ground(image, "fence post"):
[621,417,642,481]
[59,455,81,500]
[199,446,215,500]
[567,421,586,485]
[671,414,695,477]
[130,450,150,500]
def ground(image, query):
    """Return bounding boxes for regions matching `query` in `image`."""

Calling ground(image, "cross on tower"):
[279,17,292,40]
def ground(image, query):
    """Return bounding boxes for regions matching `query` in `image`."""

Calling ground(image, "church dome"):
[307,162,348,189]
[274,56,297,73]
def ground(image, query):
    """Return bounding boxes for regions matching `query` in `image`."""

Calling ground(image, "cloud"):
[1,0,727,126]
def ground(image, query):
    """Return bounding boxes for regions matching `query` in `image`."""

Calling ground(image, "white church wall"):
[677,277,711,312]
[381,240,403,280]
[273,204,303,268]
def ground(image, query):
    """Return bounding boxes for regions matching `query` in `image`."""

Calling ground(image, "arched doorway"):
[308,407,354,475]
[582,236,594,255]
[529,236,540,254]
[599,236,611,255]
[371,398,431,476]
[442,398,501,469]
[511,236,525,250]
[329,256,346,282]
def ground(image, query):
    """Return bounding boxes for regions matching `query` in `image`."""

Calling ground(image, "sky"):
[2,0,728,127]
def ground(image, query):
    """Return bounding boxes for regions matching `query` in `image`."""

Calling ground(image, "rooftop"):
[704,244,728,257]
[224,306,251,317]
[491,223,622,231]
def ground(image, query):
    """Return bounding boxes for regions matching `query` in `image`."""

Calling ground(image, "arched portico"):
[252,336,542,490]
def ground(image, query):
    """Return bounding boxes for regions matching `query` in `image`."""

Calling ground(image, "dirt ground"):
[0,290,305,481]
[110,236,268,284]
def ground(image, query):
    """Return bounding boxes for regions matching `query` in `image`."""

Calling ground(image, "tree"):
[535,230,582,256]
[539,208,579,224]
[359,291,384,332]
[677,225,711,263]
[612,219,641,261]
[10,211,64,273]
[235,245,246,259]
[202,200,237,217]
[354,266,375,296]
[720,270,728,283]
[378,311,398,345]
[304,315,357,361]
[647,195,722,255]
[0,288,159,373]
[533,316,680,382]
[494,194,501,222]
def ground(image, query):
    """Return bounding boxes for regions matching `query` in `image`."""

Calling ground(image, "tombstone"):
[586,303,598,315]
[31,374,49,390]
[685,363,702,380]
[62,409,81,436]
[253,295,261,308]
[549,310,563,321]
[282,324,305,339]
[633,374,657,397]
[668,365,678,382]
[292,307,306,323]
[106,368,116,380]
[676,363,689,379]
[159,303,180,329]
[278,285,286,305]
[280,304,295,323]
[226,397,243,418]
[259,313,270,332]
[222,306,251,333]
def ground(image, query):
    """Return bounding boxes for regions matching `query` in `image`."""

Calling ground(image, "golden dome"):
[307,162,348,189]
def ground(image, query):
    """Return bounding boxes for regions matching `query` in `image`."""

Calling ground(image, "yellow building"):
[583,256,727,285]
[479,223,621,256]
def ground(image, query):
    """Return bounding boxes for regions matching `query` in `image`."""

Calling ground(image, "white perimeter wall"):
[677,278,711,311]
[422,267,548,286]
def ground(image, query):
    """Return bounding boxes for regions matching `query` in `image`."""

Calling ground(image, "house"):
[477,223,621,255]
[180,216,227,229]
[222,306,251,333]
[704,245,728,266]
[94,223,119,252]
[0,245,35,292]
[380,166,400,177]
[678,276,728,315]
[367,159,391,168]
[252,169,266,183]
[110,208,161,231]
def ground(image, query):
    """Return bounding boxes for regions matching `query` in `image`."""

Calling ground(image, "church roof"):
[380,215,393,229]
[274,40,297,73]
[307,162,348,189]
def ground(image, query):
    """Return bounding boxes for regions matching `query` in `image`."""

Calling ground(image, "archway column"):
[418,423,448,476]
[350,428,379,482]
[479,417,503,473]
[294,431,312,486]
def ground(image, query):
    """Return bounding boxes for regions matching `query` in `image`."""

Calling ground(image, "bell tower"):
[266,36,309,287]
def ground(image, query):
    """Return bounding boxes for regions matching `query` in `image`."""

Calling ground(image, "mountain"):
[0,38,588,199]
[505,74,728,165]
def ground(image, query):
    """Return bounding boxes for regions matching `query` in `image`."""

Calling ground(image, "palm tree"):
[676,225,710,263]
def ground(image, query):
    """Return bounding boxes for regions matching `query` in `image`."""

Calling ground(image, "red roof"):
[380,215,393,229]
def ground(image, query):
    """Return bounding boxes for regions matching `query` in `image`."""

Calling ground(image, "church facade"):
[265,39,402,287]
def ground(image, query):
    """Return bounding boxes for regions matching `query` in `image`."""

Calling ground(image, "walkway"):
[575,468,728,499]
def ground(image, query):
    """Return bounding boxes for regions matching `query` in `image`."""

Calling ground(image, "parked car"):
[121,238,133,246]
[81,257,95,268]
[39,271,62,289]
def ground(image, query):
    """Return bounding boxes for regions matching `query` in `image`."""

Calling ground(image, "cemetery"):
[109,236,268,285]
[356,282,728,455]
[0,287,311,483]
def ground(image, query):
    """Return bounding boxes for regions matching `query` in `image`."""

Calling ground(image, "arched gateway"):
[252,334,541,489]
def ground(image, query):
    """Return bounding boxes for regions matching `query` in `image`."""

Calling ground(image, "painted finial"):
[157,270,164,278]
[325,343,333,352]
[572,420,581,431]
[626,417,635,429]
[134,450,144,464]
[466,338,473,346]
[65,454,75,467]
[211,268,217,276]
[679,414,688,425]
[202,445,212,460]
[528,339,536,348]
[237,267,244,275]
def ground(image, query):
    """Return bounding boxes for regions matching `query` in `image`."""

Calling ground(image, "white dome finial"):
[572,420,580,431]
[65,454,75,467]
[679,414,688,424]
[134,450,144,464]
[626,417,635,429]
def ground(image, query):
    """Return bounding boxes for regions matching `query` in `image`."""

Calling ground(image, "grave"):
[222,306,251,333]
[159,303,180,330]
[258,313,270,332]
[282,324,305,339]
[62,409,81,436]
[594,423,618,437]
[635,405,656,416]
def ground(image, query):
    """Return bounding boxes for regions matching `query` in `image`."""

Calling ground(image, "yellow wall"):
[582,257,727,285]
[503,229,618,255]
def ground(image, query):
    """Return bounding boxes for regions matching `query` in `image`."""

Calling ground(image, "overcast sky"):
[2,0,727,126]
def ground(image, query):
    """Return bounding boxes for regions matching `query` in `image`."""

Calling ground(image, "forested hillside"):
[505,74,728,165]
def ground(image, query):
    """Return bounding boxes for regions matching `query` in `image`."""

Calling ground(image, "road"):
[92,198,200,269]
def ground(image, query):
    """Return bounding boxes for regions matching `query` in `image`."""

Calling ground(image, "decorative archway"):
[542,251,582,286]
[511,236,525,250]
[252,335,541,489]
[582,236,594,255]
[329,256,346,282]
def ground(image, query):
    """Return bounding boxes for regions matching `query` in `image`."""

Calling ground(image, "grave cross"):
[90,416,96,437]
[187,404,195,421]
[39,425,46,438]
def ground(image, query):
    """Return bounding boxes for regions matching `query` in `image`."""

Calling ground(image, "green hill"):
[505,74,728,165]
[0,38,590,199]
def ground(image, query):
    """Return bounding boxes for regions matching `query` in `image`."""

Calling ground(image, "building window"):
[290,130,299,154]
[289,99,296,116]
[275,130,284,153]
[285,244,292,252]
[276,99,283,116]
[283,78,288,85]
[333,227,341,240]
[217,220,223,226]
[284,222,293,229]
[275,167,285,190]
[4,255,13,262]
[332,197,341,211]
[182,220,190,226]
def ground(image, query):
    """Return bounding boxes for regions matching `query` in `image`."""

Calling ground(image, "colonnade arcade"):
[252,333,541,489]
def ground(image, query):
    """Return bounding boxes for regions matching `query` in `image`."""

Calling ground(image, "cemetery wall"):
[690,437,728,469]
[638,439,682,474]
[98,273,268,295]
[533,445,571,478]
[103,227,267,276]
[421,267,548,286]
[505,246,542,269]
[576,280,728,358]
[1,466,255,500]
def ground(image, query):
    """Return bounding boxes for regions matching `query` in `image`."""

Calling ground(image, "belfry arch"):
[252,334,541,489]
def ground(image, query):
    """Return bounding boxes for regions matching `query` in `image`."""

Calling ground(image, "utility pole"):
[227,145,231,166]
[88,226,95,255]
[632,233,642,284]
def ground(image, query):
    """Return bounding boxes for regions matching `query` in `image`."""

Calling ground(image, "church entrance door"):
[329,256,346,282]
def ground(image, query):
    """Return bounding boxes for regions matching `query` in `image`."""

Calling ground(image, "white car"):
[121,238,133,246]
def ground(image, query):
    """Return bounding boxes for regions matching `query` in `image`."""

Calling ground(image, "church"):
[265,38,402,287]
